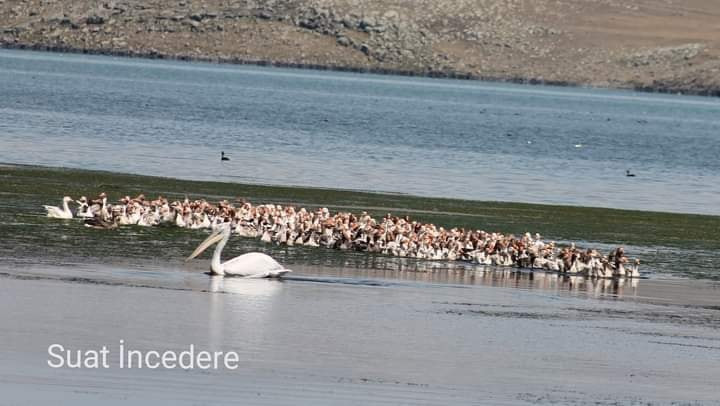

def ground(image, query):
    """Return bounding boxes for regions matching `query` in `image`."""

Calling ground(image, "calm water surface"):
[1,49,720,214]
[2,260,719,405]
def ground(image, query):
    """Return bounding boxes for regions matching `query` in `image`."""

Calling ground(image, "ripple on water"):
[1,49,720,214]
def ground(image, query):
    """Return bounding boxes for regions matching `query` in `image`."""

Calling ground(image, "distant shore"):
[2,0,720,98]
[3,43,719,97]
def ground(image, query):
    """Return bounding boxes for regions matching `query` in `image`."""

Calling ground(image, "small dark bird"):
[221,151,230,161]
[626,169,636,177]
[84,216,118,230]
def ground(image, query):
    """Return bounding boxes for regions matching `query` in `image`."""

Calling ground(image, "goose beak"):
[186,231,224,261]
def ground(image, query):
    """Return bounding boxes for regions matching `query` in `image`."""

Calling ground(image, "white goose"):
[43,196,73,219]
[88,193,109,220]
[627,259,641,278]
[186,223,291,278]
[74,197,94,218]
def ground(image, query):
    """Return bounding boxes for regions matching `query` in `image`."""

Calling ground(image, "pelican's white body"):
[189,225,291,278]
[214,252,289,278]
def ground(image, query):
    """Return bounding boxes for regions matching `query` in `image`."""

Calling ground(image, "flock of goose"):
[43,193,641,279]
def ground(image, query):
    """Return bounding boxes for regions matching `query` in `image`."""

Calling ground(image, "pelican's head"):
[185,223,232,262]
[63,196,73,203]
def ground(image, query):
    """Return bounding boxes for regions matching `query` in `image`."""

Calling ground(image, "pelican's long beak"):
[186,231,224,261]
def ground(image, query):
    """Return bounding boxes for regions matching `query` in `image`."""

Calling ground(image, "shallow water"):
[1,182,718,403]
[2,175,718,405]
[1,49,720,214]
[1,163,717,280]
[1,259,719,405]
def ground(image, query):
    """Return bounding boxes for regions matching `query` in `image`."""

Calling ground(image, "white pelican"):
[186,224,291,278]
[43,196,73,219]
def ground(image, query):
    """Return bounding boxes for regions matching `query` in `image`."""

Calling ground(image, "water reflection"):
[299,264,639,299]
[208,245,643,299]
[207,276,285,297]
[206,276,285,353]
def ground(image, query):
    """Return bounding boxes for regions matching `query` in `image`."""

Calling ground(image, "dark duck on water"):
[221,151,230,161]
[84,216,119,230]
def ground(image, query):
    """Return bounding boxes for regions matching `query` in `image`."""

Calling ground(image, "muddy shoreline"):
[3,0,720,98]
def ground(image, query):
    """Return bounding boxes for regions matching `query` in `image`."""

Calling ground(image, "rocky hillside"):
[2,0,720,95]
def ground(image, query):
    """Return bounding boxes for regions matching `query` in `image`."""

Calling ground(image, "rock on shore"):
[2,0,719,95]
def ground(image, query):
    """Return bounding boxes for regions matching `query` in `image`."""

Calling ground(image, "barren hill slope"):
[2,0,719,94]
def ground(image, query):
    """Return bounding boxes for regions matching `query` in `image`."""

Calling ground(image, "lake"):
[1,49,719,215]
[1,49,720,405]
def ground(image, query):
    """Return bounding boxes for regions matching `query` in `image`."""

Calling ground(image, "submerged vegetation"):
[2,164,719,279]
